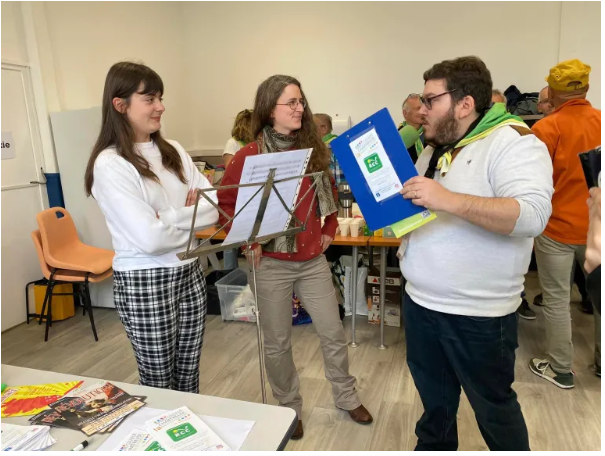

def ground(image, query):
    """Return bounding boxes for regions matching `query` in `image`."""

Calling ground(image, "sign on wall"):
[1,131,16,160]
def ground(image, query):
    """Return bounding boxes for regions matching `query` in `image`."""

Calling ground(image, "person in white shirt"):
[398,56,553,451]
[84,62,219,393]
[222,109,253,167]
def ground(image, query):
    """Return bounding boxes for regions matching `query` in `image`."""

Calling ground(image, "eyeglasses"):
[537,99,552,105]
[276,99,307,110]
[419,89,458,110]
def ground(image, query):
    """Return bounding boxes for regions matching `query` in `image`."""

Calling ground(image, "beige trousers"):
[250,254,361,418]
[535,234,601,374]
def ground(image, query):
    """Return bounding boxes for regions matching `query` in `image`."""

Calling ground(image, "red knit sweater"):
[217,142,338,262]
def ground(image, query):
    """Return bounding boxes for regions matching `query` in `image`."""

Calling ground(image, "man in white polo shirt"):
[399,56,554,451]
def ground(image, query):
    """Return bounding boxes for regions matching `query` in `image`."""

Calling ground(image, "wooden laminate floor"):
[1,272,600,451]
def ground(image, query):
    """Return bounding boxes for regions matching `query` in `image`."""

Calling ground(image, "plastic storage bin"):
[215,269,256,322]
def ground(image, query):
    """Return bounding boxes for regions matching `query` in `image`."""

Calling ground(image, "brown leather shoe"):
[290,420,304,440]
[348,404,373,424]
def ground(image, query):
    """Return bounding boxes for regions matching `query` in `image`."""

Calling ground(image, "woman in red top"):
[218,75,372,439]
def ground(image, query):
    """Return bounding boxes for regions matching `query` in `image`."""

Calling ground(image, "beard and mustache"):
[422,105,461,147]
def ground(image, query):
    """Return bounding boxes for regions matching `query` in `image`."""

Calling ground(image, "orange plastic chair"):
[36,208,114,275]
[31,229,113,341]
[34,207,114,341]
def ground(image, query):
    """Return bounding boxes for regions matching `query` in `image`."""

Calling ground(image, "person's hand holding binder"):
[400,176,452,212]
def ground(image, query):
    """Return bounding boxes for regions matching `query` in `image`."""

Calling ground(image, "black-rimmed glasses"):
[419,89,458,110]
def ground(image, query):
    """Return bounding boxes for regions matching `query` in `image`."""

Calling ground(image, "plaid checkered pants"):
[113,260,207,393]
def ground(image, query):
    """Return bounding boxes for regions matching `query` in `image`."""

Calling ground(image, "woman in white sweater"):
[84,62,218,393]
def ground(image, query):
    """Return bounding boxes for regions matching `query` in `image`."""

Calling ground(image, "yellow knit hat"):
[546,59,591,91]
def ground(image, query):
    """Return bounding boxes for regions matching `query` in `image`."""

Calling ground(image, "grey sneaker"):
[529,358,574,389]
[517,299,536,320]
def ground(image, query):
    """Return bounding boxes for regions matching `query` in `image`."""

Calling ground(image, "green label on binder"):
[364,153,383,173]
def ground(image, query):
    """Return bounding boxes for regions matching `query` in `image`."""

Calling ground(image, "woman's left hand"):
[185,189,199,207]
[320,235,333,253]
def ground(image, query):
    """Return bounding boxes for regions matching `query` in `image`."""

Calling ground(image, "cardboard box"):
[367,301,401,327]
[366,266,403,305]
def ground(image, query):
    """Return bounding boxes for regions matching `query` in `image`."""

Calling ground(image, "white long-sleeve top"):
[92,140,219,271]
[401,126,554,317]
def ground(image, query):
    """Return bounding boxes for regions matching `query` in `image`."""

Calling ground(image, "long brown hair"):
[251,75,330,173]
[84,62,186,196]
[231,109,254,144]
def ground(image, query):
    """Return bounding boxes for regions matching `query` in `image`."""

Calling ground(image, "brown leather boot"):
[290,420,304,440]
[347,404,373,424]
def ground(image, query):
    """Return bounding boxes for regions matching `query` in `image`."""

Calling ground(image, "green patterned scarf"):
[257,126,338,254]
[436,103,528,175]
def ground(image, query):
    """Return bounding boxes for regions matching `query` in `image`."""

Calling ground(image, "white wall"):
[558,1,601,106]
[27,1,602,154]
[1,1,28,63]
[37,1,196,149]
[183,1,596,152]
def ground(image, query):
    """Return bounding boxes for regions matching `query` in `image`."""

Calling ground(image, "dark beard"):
[428,106,460,146]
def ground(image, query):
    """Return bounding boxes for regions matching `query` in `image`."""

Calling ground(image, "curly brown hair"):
[423,56,493,114]
[231,109,254,144]
[251,75,330,174]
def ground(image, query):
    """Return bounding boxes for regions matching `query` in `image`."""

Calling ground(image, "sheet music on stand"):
[177,149,321,404]
[224,149,312,246]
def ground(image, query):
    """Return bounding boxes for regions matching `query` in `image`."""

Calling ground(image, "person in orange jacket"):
[529,59,601,388]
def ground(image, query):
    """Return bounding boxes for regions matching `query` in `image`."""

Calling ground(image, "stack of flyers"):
[1,381,83,417]
[28,397,146,433]
[48,382,145,436]
[1,423,56,451]
[28,408,80,431]
[114,430,165,451]
[144,407,230,451]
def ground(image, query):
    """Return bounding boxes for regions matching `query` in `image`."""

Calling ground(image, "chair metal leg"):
[44,283,55,342]
[38,281,53,326]
[25,280,37,324]
[84,278,98,342]
[81,284,86,316]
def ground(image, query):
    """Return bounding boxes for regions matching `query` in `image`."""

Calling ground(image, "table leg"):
[379,246,388,350]
[348,245,359,348]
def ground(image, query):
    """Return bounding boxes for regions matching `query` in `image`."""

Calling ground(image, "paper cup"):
[338,222,350,236]
[350,222,360,237]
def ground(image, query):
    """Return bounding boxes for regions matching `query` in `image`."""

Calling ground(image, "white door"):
[1,62,47,331]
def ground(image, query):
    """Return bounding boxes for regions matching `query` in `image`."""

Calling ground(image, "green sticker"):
[364,153,383,173]
[145,441,165,451]
[167,423,197,442]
